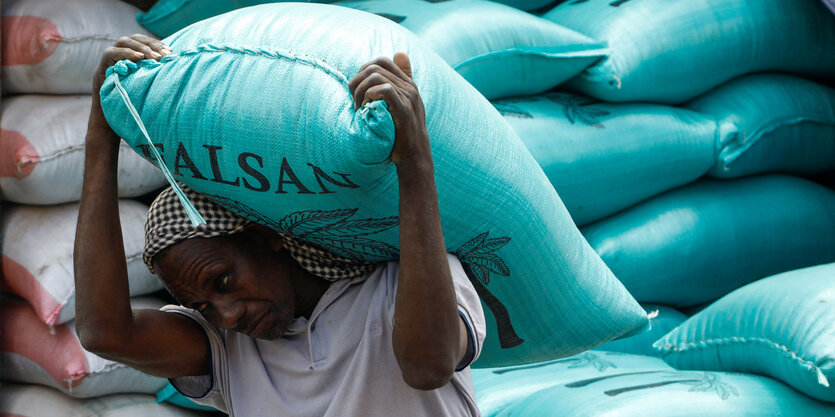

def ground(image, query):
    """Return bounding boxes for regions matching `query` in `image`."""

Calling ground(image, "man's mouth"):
[242,311,266,337]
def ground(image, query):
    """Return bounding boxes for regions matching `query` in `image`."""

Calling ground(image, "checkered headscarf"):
[143,184,378,280]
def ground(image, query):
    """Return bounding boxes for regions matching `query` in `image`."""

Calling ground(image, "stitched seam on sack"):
[37,143,134,163]
[59,35,119,43]
[723,116,835,165]
[453,45,608,72]
[169,44,351,90]
[657,336,824,376]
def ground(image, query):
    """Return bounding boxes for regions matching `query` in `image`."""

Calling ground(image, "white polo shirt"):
[163,253,486,417]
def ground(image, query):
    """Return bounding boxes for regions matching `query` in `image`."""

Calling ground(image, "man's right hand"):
[88,34,171,136]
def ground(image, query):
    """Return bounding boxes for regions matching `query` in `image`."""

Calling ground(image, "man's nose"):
[213,297,244,330]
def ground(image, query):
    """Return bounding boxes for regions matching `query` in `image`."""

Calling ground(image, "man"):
[74,34,485,416]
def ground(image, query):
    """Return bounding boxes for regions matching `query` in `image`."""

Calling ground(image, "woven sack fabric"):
[581,175,835,308]
[1,0,153,94]
[493,366,835,416]
[655,262,835,403]
[493,92,715,226]
[0,383,208,417]
[472,351,674,417]
[1,297,168,398]
[100,3,646,367]
[543,0,835,103]
[137,0,337,38]
[596,304,687,357]
[337,0,606,100]
[685,73,835,179]
[0,201,162,326]
[0,95,165,204]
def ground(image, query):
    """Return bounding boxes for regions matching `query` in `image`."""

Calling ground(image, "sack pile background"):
[1,0,833,415]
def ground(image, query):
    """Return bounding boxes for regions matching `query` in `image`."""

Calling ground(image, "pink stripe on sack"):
[0,300,89,388]
[1,256,63,326]
[1,16,61,66]
[0,130,39,179]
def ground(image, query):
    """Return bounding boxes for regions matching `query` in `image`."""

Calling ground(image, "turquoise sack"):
[685,73,835,179]
[491,0,564,12]
[493,92,716,226]
[156,383,217,411]
[495,367,835,416]
[473,351,673,417]
[136,0,337,38]
[597,304,687,357]
[655,262,835,403]
[337,0,606,99]
[100,3,647,367]
[581,175,835,307]
[543,0,835,103]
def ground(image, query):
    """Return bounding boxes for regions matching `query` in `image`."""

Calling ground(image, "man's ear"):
[244,223,285,252]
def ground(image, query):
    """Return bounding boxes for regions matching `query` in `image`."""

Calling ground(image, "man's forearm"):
[73,122,135,350]
[392,147,461,390]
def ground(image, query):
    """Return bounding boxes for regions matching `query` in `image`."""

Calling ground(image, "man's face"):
[154,230,296,340]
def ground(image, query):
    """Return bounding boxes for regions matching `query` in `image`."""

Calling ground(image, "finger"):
[393,52,412,80]
[129,33,173,55]
[100,46,145,68]
[363,83,407,114]
[351,56,411,88]
[114,36,162,60]
[353,72,393,110]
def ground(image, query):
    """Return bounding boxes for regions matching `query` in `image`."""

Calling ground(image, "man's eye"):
[216,274,231,292]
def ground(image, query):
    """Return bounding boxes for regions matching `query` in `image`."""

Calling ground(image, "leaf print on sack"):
[677,372,740,400]
[276,208,399,260]
[544,92,611,128]
[493,102,533,119]
[602,372,739,400]
[492,351,618,375]
[456,232,522,348]
[205,194,398,260]
[277,209,358,236]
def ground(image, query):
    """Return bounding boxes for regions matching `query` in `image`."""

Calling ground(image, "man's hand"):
[88,34,171,137]
[348,52,429,167]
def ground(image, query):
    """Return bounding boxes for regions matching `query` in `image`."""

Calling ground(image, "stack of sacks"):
[337,0,606,99]
[1,297,167,397]
[542,0,835,103]
[0,201,160,326]
[99,2,649,367]
[0,0,206,413]
[473,351,835,416]
[463,0,835,412]
[1,0,166,203]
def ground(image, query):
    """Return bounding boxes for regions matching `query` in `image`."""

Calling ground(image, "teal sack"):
[685,73,835,179]
[493,92,716,226]
[491,0,564,12]
[495,366,835,416]
[655,262,835,403]
[136,0,337,38]
[100,3,647,367]
[473,351,673,417]
[337,0,606,99]
[156,383,217,412]
[581,175,835,307]
[597,304,687,357]
[543,0,835,103]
